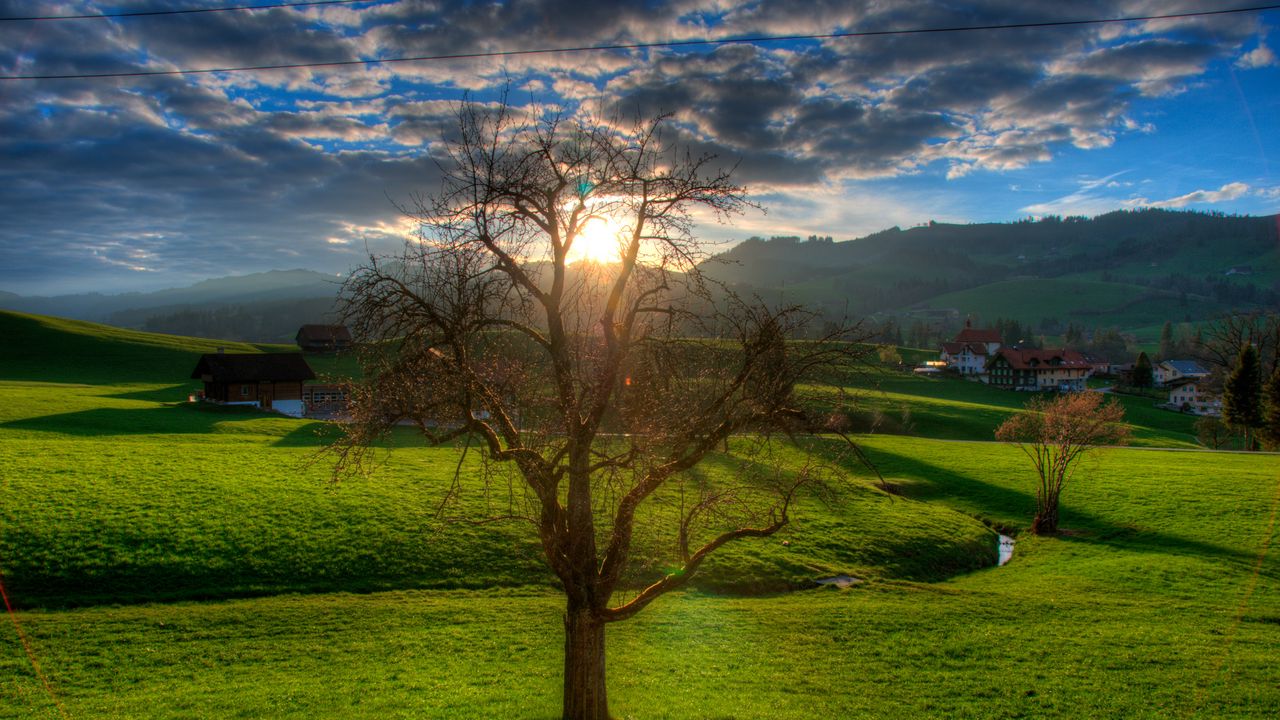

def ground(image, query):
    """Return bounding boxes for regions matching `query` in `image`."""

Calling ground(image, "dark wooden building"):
[295,324,352,352]
[986,347,1091,392]
[190,352,315,415]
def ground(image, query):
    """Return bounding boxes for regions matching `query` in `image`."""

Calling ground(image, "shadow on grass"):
[837,443,1257,567]
[273,421,343,447]
[1,402,276,436]
[108,383,198,403]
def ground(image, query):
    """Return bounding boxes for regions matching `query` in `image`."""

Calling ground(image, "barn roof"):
[190,353,316,382]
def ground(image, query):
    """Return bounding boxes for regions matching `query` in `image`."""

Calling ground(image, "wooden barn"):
[295,324,352,352]
[190,352,315,417]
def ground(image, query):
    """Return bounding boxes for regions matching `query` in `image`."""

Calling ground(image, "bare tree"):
[1196,311,1279,378]
[331,102,870,720]
[995,392,1129,535]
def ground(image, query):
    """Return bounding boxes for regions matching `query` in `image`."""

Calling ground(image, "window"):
[240,385,250,397]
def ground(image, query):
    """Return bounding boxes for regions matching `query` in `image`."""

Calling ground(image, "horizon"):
[3,205,1273,299]
[2,1,1279,296]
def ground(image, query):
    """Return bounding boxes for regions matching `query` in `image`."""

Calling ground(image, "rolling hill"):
[0,310,1275,718]
[703,208,1278,333]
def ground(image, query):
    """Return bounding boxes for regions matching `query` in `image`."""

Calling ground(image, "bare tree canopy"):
[1197,311,1279,378]
[331,101,871,720]
[995,392,1129,535]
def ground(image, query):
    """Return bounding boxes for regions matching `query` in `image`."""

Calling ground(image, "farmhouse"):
[986,347,1092,391]
[1080,351,1113,377]
[1154,359,1209,387]
[295,324,352,352]
[190,352,316,417]
[939,320,1002,376]
[1167,378,1222,416]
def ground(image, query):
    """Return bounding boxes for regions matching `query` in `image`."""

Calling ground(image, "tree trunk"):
[562,604,609,720]
[1032,492,1059,535]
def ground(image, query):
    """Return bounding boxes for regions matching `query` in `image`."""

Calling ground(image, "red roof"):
[988,347,1091,371]
[954,326,1001,344]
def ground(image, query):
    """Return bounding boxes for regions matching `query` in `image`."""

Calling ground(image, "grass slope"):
[3,435,1275,718]
[810,367,1200,448]
[915,277,1222,328]
[0,315,996,608]
[1,311,1276,718]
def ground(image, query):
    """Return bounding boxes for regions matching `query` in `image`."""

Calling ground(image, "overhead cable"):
[3,4,1278,81]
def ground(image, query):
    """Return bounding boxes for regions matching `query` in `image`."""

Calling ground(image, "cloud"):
[0,0,1268,292]
[1236,43,1277,69]
[1132,182,1252,208]
[1018,171,1140,217]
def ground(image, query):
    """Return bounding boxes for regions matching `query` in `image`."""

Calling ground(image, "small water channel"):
[998,534,1015,566]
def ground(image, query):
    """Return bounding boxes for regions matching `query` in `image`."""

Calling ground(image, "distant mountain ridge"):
[0,268,340,318]
[700,208,1278,330]
[0,269,344,343]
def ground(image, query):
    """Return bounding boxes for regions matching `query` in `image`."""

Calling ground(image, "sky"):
[1,0,1278,296]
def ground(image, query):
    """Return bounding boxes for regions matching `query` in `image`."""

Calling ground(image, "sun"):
[568,216,623,264]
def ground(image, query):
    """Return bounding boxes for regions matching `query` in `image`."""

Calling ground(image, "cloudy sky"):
[2,0,1278,295]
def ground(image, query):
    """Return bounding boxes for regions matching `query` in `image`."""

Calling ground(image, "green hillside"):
[706,209,1278,334]
[0,312,996,608]
[1,314,1275,718]
[914,277,1224,328]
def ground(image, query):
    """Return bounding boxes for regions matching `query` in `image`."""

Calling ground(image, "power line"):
[0,0,373,22]
[3,4,1278,81]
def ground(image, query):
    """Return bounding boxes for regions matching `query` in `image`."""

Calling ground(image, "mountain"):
[701,208,1279,339]
[0,269,345,343]
[0,269,342,321]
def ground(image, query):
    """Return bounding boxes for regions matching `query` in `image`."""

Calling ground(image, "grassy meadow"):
[1,310,1277,718]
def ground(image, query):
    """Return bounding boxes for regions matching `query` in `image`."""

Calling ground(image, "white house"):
[940,321,1002,377]
[1167,379,1222,416]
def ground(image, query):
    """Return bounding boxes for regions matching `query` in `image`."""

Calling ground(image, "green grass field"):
[1,310,1276,718]
[914,278,1228,329]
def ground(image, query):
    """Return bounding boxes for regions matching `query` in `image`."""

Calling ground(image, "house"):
[190,352,316,417]
[295,324,352,352]
[1080,352,1112,377]
[985,347,1092,392]
[939,320,1002,377]
[1166,378,1222,416]
[1154,359,1209,387]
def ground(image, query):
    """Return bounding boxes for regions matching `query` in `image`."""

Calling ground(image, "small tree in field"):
[331,102,870,720]
[995,392,1129,535]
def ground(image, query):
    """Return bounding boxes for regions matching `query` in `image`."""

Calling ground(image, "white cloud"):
[1236,44,1277,69]
[1138,182,1251,208]
[1018,171,1136,216]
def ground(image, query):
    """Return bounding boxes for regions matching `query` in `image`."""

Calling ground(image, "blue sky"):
[1,0,1278,295]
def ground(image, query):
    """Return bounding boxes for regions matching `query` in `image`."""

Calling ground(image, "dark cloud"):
[0,0,1265,292]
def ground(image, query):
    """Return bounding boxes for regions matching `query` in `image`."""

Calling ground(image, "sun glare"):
[569,216,623,264]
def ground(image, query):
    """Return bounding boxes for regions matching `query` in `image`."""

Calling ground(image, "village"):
[188,318,1224,427]
[927,320,1218,415]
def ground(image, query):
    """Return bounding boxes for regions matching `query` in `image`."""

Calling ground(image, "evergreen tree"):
[1157,321,1174,360]
[1223,345,1263,450]
[1064,323,1083,347]
[1132,352,1154,388]
[1262,364,1280,451]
